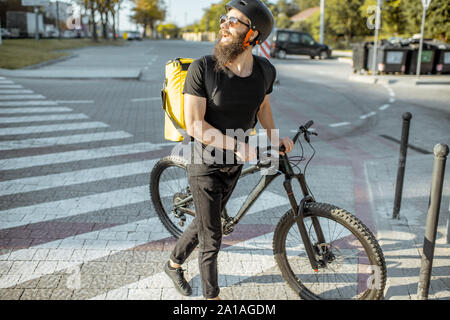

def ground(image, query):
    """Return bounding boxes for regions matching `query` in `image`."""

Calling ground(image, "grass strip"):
[0,39,125,69]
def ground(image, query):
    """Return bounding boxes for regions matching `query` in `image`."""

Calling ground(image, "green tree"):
[131,0,165,38]
[157,23,180,39]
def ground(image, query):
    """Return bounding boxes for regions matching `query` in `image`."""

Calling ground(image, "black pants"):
[170,165,242,298]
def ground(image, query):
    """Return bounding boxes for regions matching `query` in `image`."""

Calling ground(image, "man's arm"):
[257,94,294,154]
[184,93,235,151]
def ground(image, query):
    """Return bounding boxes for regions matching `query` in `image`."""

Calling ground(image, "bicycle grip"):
[304,120,314,130]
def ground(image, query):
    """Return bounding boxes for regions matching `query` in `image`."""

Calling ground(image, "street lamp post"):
[371,0,382,78]
[416,0,431,78]
[319,0,325,44]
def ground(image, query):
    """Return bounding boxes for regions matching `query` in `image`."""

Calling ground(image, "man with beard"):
[164,0,294,300]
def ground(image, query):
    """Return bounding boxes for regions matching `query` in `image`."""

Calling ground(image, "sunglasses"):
[219,15,250,28]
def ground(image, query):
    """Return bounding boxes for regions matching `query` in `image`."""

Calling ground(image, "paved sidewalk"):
[365,153,450,300]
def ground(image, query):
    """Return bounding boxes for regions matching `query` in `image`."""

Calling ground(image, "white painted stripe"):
[54,100,95,104]
[0,100,58,107]
[0,90,34,94]
[379,104,390,111]
[0,158,156,195]
[0,77,5,80]
[0,113,88,123]
[360,112,376,120]
[0,185,149,229]
[0,95,46,100]
[0,85,23,89]
[0,107,72,114]
[0,80,14,84]
[90,231,276,300]
[0,122,108,136]
[0,142,169,170]
[131,97,160,102]
[0,191,288,290]
[329,122,351,128]
[0,131,133,152]
[389,97,395,103]
[0,216,171,289]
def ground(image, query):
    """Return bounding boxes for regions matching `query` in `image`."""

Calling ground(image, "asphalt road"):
[0,39,449,300]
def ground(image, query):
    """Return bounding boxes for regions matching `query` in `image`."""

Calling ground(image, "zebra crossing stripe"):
[0,185,149,229]
[0,95,46,100]
[0,130,133,152]
[0,90,34,94]
[0,157,156,195]
[0,107,73,114]
[0,85,23,89]
[0,142,171,171]
[0,216,171,289]
[0,100,59,107]
[0,113,89,124]
[0,80,15,84]
[90,231,276,300]
[0,122,109,136]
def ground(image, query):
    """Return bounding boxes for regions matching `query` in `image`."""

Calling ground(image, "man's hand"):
[234,141,258,162]
[279,137,294,155]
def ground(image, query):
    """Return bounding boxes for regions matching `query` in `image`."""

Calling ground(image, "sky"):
[119,0,217,32]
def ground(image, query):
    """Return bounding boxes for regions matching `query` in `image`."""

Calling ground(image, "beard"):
[213,29,248,73]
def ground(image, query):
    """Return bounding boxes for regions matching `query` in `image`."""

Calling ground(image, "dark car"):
[270,29,332,60]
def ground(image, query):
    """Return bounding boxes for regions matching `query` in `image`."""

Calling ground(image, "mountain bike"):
[149,121,387,300]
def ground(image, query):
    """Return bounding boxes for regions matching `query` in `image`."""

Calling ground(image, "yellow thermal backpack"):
[161,56,274,142]
[161,58,193,142]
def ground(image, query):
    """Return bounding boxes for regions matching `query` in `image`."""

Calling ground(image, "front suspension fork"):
[283,177,326,271]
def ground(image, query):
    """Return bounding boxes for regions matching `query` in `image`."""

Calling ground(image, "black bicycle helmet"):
[225,0,274,46]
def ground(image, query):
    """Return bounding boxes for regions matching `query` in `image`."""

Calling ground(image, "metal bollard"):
[447,203,450,245]
[417,143,449,300]
[393,112,412,219]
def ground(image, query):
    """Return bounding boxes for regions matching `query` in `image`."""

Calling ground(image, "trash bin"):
[431,42,450,74]
[351,42,369,74]
[405,41,436,75]
[366,41,409,74]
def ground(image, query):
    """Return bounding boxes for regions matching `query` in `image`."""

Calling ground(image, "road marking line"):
[0,85,23,89]
[0,131,133,152]
[329,122,351,128]
[389,97,395,103]
[0,157,156,195]
[0,142,169,171]
[0,100,58,106]
[0,90,34,94]
[379,104,391,111]
[0,216,170,289]
[54,100,95,104]
[0,80,14,84]
[0,185,150,229]
[90,231,277,300]
[0,122,108,136]
[0,113,88,124]
[131,97,160,102]
[360,112,376,120]
[0,107,73,114]
[0,94,46,100]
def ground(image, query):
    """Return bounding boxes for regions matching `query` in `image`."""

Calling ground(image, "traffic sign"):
[421,0,431,9]
[21,0,50,6]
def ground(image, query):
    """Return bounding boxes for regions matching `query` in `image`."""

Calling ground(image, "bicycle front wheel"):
[273,202,386,300]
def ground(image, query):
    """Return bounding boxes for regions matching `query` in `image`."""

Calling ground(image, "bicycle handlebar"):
[279,120,315,153]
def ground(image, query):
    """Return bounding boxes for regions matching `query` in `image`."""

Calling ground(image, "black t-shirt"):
[183,55,276,176]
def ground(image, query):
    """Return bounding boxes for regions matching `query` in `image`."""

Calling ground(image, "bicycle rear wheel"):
[273,202,386,300]
[150,156,193,239]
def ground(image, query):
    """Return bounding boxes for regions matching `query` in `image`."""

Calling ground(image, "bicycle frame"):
[174,121,327,271]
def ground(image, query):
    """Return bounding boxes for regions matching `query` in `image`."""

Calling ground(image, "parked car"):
[125,31,142,41]
[270,29,332,60]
